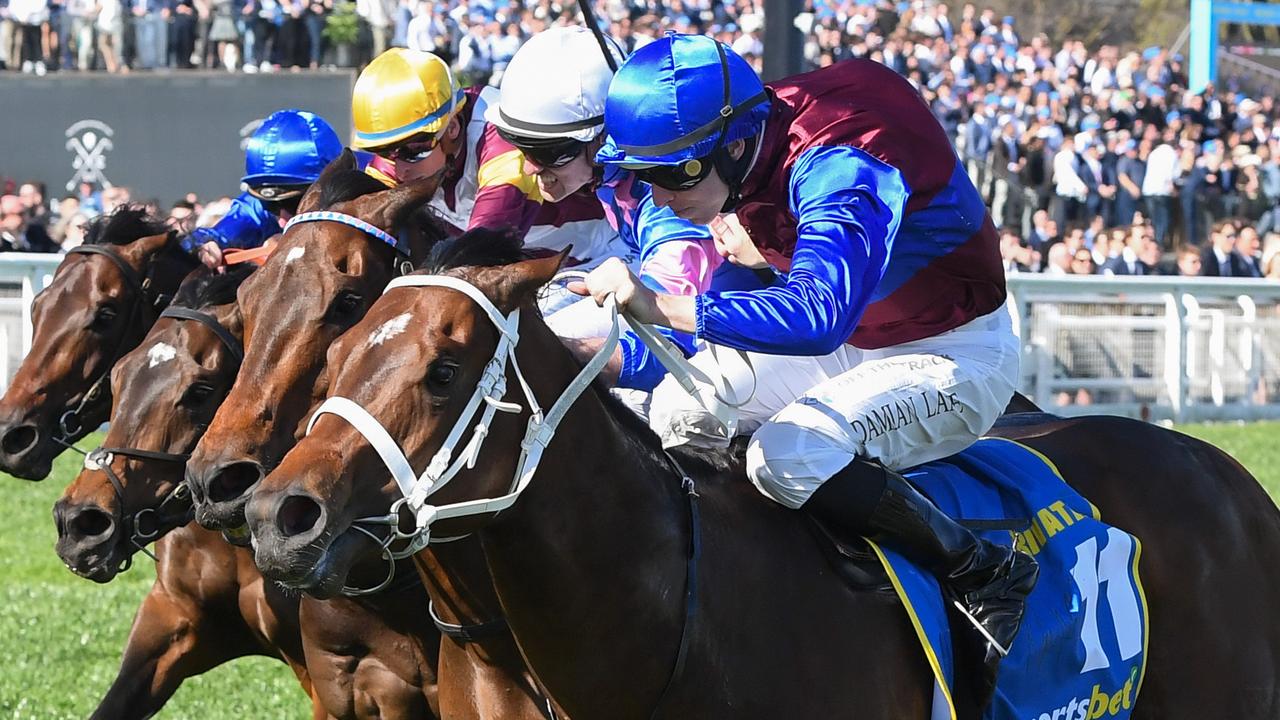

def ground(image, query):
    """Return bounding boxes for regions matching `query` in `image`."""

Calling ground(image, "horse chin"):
[57,542,126,584]
[221,523,253,547]
[273,527,366,600]
[0,449,55,482]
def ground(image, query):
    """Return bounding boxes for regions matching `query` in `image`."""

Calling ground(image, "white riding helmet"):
[485,26,625,143]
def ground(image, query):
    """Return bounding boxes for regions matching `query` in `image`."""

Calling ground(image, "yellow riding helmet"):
[352,48,466,149]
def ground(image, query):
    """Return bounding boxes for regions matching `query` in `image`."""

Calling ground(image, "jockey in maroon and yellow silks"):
[351,48,619,264]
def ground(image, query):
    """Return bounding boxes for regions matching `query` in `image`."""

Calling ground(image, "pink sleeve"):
[639,239,724,296]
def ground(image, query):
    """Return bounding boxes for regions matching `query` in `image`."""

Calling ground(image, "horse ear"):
[297,148,357,215]
[487,249,571,313]
[365,174,438,231]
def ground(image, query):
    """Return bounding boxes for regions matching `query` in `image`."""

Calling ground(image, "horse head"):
[54,267,250,582]
[246,229,569,597]
[186,150,446,541]
[0,206,195,480]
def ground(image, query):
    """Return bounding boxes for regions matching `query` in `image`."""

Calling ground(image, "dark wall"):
[0,71,355,206]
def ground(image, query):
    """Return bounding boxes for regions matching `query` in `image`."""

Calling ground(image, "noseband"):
[79,305,243,573]
[55,238,182,445]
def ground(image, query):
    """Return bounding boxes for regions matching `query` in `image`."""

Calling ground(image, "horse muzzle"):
[186,458,264,532]
[53,498,125,582]
[247,489,364,599]
[0,418,54,481]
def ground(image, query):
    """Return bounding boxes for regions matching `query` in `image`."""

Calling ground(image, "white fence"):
[2,255,1280,422]
[0,254,65,393]
[1008,274,1280,422]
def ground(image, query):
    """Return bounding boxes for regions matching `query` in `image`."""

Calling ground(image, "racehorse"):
[54,267,443,719]
[246,238,1280,719]
[0,206,198,480]
[183,153,554,719]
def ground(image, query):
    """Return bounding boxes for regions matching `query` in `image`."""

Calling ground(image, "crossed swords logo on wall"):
[65,120,116,192]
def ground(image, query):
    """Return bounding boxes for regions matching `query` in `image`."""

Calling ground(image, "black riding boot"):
[802,458,1039,702]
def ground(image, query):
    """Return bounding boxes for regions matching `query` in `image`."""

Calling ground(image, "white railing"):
[4,253,1280,422]
[0,254,65,392]
[1007,274,1280,422]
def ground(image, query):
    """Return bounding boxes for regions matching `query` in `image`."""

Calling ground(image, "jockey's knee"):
[746,419,858,510]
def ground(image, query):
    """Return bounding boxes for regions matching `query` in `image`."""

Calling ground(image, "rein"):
[53,239,182,447]
[76,305,243,573]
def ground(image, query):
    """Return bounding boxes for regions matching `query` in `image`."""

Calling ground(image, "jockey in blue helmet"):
[182,109,344,269]
[577,33,1035,697]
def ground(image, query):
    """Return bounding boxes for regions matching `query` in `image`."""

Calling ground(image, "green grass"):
[1,423,1277,718]
[0,434,308,720]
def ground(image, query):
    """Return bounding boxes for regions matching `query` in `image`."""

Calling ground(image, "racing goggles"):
[377,133,442,164]
[246,184,308,215]
[630,156,716,192]
[497,128,585,169]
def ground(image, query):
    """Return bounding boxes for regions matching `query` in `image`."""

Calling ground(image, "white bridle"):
[306,274,621,558]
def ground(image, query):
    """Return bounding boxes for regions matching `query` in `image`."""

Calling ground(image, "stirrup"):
[950,599,1011,657]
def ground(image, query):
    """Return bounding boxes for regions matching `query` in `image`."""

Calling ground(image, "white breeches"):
[649,305,1021,508]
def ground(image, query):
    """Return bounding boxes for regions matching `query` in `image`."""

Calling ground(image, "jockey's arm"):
[181,192,279,258]
[593,146,907,356]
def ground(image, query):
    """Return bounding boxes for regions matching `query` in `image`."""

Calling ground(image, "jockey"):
[578,34,1038,688]
[184,109,344,269]
[483,26,773,390]
[350,47,619,267]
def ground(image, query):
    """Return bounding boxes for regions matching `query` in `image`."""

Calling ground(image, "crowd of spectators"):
[5,0,1280,279]
[0,178,232,252]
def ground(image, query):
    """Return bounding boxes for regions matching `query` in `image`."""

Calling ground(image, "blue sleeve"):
[694,145,909,356]
[181,193,279,253]
[617,327,698,391]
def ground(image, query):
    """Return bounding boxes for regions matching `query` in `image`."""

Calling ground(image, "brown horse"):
[182,153,551,719]
[55,267,442,720]
[246,241,1280,719]
[0,206,198,480]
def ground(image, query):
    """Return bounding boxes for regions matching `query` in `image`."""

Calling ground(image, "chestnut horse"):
[183,153,552,719]
[55,267,442,719]
[246,242,1280,719]
[0,206,198,479]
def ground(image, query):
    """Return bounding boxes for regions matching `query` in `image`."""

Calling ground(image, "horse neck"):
[470,314,693,711]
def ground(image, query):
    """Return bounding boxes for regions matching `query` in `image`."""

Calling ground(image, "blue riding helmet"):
[241,109,344,188]
[596,34,770,168]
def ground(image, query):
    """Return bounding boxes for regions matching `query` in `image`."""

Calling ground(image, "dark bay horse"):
[0,206,198,479]
[55,267,443,719]
[182,153,551,719]
[246,244,1280,719]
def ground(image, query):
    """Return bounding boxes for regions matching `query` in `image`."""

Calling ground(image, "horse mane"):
[171,264,256,310]
[84,204,169,246]
[314,168,390,210]
[420,226,529,273]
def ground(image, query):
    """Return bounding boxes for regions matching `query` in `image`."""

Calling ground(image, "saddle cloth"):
[869,437,1149,720]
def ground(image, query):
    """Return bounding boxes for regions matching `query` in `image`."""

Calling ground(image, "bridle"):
[305,273,621,595]
[53,238,183,447]
[79,304,244,573]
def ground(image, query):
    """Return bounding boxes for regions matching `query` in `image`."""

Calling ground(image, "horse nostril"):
[277,495,323,539]
[208,462,263,504]
[70,507,114,541]
[1,425,39,456]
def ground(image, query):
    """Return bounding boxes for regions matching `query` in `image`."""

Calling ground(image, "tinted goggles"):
[496,128,585,169]
[630,157,716,192]
[246,184,307,215]
[377,133,442,164]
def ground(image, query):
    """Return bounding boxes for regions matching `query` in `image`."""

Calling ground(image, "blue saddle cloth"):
[868,437,1149,720]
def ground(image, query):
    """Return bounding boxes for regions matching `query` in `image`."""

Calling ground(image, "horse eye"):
[180,383,215,407]
[328,290,364,321]
[91,305,117,332]
[427,362,457,390]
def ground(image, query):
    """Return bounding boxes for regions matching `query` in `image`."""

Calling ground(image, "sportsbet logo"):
[1031,666,1138,720]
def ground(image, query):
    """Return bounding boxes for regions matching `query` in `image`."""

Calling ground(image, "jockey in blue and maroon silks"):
[577,34,1037,698]
[182,109,345,268]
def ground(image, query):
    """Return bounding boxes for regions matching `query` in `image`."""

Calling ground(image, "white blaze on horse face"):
[369,313,413,347]
[285,247,306,264]
[147,342,177,368]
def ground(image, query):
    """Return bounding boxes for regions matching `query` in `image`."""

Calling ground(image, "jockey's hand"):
[569,257,660,322]
[197,241,226,273]
[568,257,698,333]
[710,214,769,270]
